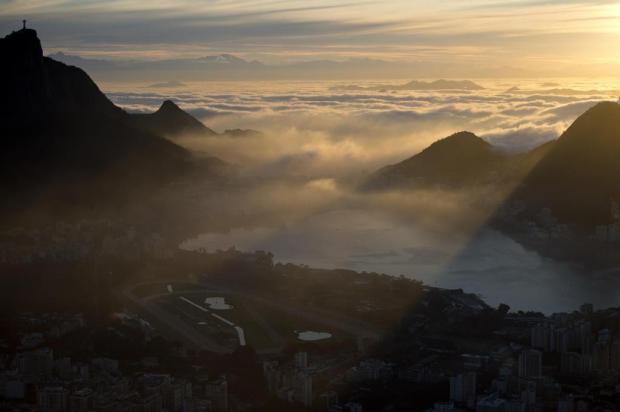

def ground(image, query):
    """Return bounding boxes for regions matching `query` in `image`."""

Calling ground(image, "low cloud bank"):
[106,80,615,180]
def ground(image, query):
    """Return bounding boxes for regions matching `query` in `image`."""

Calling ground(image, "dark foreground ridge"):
[0,27,217,213]
[513,101,620,226]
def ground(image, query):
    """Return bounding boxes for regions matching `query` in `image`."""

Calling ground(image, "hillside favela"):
[4,1,620,411]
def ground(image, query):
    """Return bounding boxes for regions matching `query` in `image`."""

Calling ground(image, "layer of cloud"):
[103,79,618,177]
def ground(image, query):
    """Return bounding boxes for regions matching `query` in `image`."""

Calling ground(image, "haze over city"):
[3,1,620,411]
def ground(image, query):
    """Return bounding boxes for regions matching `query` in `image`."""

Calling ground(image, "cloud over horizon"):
[2,0,620,77]
[101,79,618,177]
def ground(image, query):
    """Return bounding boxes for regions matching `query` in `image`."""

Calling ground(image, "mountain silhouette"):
[0,29,124,120]
[332,79,484,92]
[363,132,506,190]
[131,100,217,137]
[396,79,483,91]
[131,101,264,139]
[512,101,620,226]
[0,28,205,212]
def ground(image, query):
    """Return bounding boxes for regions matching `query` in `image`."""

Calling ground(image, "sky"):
[2,0,620,76]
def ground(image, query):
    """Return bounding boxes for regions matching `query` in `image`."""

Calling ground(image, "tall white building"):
[38,386,69,412]
[520,381,536,406]
[593,341,610,371]
[294,370,313,408]
[611,340,620,369]
[531,323,554,352]
[205,376,228,412]
[561,352,589,376]
[449,372,477,408]
[263,361,282,394]
[518,350,542,378]
[17,348,54,382]
[294,352,308,369]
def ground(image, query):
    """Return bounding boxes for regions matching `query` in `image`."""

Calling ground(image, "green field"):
[249,300,346,343]
[138,283,344,352]
[155,292,281,351]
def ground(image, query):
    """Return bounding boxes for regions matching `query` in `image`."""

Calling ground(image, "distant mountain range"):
[146,80,187,89]
[47,51,540,82]
[332,80,484,92]
[364,102,620,227]
[47,51,264,77]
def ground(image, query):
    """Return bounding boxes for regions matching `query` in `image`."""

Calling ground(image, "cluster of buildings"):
[0,314,229,412]
[423,303,620,412]
[594,201,620,243]
[497,204,572,241]
[7,265,620,412]
[262,351,370,412]
[594,224,620,243]
[263,352,314,408]
[530,303,620,376]
[523,208,571,241]
[524,200,620,244]
[0,221,170,264]
[344,359,394,383]
[427,348,578,412]
[17,314,85,348]
[1,347,228,412]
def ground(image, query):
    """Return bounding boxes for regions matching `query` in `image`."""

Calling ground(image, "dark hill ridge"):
[512,101,620,225]
[364,132,507,190]
[129,100,263,139]
[0,29,123,121]
[0,28,209,212]
[131,100,217,137]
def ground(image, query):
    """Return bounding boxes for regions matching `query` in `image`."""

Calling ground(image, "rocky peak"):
[0,28,43,71]
[158,100,182,113]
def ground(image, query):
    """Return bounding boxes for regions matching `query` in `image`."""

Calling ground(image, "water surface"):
[181,208,620,313]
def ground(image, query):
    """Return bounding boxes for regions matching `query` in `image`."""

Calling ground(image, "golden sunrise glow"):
[1,0,620,76]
